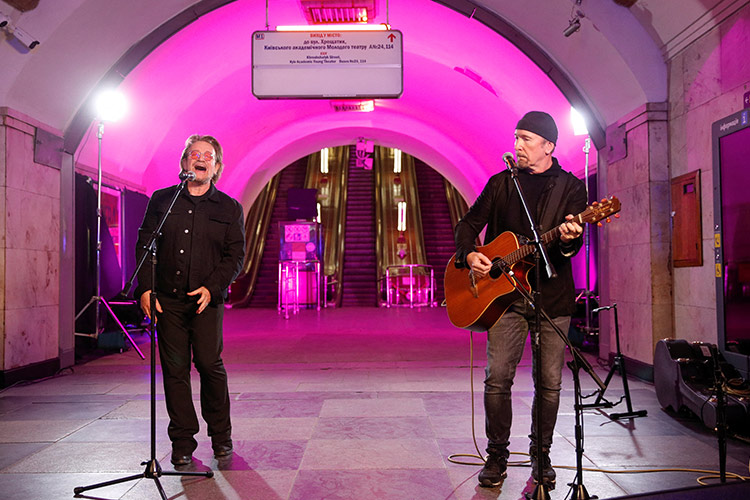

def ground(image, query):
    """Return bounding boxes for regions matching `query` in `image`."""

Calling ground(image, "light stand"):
[74,176,213,499]
[582,136,593,334]
[570,108,595,338]
[74,120,144,360]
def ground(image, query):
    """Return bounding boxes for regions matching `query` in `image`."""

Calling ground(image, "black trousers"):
[156,294,231,453]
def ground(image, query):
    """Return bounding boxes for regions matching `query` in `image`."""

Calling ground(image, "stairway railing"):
[375,147,431,306]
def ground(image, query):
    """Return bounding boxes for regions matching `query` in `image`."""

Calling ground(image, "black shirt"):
[134,183,245,305]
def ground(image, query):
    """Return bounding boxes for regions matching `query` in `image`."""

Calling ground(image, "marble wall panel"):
[682,27,722,113]
[608,126,650,191]
[4,248,59,309]
[719,8,750,94]
[650,301,674,347]
[4,304,58,368]
[683,104,717,176]
[610,241,652,306]
[5,127,60,199]
[608,299,654,363]
[674,303,718,343]
[608,183,651,247]
[668,56,686,119]
[5,187,59,253]
[649,181,671,248]
[673,244,716,308]
[669,115,688,178]
[648,122,670,182]
[699,167,714,240]
[0,123,6,188]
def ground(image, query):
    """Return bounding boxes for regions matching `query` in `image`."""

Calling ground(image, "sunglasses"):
[188,150,215,161]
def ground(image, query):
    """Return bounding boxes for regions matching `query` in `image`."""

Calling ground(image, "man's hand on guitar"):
[559,214,583,242]
[467,251,492,278]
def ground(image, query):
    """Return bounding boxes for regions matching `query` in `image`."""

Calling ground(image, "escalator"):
[243,157,308,308]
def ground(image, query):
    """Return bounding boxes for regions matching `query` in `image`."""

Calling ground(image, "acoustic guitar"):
[444,196,621,332]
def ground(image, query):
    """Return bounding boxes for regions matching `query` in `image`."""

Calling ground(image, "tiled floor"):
[1,307,748,499]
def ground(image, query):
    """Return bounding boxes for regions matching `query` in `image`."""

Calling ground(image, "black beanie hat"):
[516,111,558,144]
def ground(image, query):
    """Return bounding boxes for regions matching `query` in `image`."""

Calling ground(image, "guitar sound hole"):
[489,258,504,279]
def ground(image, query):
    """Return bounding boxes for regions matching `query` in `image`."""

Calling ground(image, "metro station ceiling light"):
[300,0,376,24]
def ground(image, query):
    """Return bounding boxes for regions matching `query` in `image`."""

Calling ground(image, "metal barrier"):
[384,264,435,308]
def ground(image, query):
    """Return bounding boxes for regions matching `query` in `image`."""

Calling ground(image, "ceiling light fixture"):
[276,23,387,31]
[564,0,585,38]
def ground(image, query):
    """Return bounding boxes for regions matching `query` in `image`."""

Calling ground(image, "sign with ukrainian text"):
[252,30,403,99]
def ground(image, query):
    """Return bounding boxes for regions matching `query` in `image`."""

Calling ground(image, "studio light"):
[94,89,127,122]
[563,16,581,37]
[564,0,585,38]
[570,106,588,136]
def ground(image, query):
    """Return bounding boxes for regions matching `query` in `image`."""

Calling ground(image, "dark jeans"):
[484,300,570,457]
[156,295,231,454]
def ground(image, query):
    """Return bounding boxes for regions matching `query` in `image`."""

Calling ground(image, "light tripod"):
[74,120,144,359]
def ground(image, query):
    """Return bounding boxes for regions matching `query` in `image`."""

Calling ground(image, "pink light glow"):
[75,0,597,208]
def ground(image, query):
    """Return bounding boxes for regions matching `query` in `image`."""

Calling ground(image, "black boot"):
[478,453,507,487]
[529,446,556,488]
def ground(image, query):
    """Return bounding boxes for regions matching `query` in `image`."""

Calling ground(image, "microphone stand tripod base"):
[570,483,596,500]
[526,483,551,500]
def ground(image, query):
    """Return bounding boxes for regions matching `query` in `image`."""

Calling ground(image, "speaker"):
[609,480,750,499]
[287,188,317,220]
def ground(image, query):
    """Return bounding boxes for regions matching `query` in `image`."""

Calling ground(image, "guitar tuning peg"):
[614,213,620,218]
[597,222,603,227]
[606,217,611,223]
[592,201,599,206]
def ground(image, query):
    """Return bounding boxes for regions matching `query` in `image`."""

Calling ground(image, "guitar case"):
[654,339,750,431]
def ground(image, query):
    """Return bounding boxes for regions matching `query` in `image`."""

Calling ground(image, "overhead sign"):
[252,30,403,99]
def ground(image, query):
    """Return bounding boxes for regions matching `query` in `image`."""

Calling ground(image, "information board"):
[252,30,403,99]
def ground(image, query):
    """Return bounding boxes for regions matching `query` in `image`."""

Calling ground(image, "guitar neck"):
[503,227,559,266]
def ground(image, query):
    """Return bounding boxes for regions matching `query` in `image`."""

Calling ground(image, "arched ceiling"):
[0,0,732,206]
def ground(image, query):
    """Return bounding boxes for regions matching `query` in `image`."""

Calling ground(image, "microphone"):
[179,171,196,181]
[502,152,517,171]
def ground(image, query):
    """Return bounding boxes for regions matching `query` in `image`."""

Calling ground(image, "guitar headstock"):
[580,196,621,226]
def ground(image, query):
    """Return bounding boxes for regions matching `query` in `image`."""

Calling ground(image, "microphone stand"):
[74,177,213,499]
[503,157,555,500]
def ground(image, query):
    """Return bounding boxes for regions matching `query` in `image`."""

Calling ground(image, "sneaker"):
[529,448,556,488]
[478,453,507,487]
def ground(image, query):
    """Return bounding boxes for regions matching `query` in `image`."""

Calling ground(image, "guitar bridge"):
[469,270,479,298]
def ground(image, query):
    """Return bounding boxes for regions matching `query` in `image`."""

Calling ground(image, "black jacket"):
[454,158,587,317]
[134,183,245,305]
